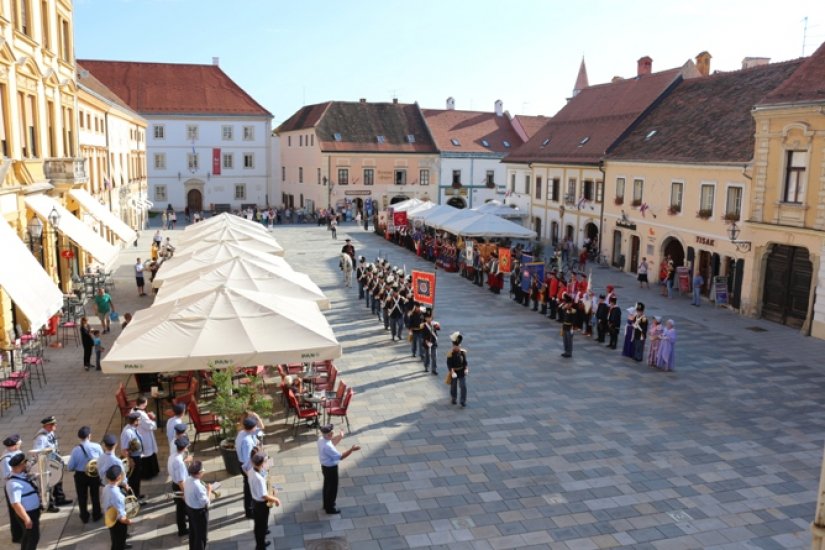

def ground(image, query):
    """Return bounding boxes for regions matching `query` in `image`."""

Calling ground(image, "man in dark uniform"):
[387,287,405,341]
[355,257,367,299]
[408,303,424,360]
[606,296,621,349]
[5,453,41,550]
[66,426,103,524]
[560,294,575,358]
[2,434,24,543]
[340,239,355,263]
[595,294,609,343]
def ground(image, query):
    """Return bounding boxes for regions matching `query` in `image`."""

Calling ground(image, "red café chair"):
[0,376,28,416]
[115,383,137,427]
[312,365,337,392]
[284,363,304,375]
[187,401,221,449]
[287,389,319,437]
[325,380,347,407]
[326,387,354,433]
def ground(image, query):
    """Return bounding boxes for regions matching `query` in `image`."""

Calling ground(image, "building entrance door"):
[762,245,812,328]
[629,235,640,274]
[187,189,202,213]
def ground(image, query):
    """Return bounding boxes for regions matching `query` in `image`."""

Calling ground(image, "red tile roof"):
[421,109,524,154]
[276,102,331,133]
[513,115,551,139]
[759,41,825,105]
[77,60,272,117]
[506,66,685,165]
[609,60,803,163]
[76,63,141,117]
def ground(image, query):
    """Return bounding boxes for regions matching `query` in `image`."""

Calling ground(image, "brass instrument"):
[85,458,98,477]
[124,487,140,519]
[266,457,279,509]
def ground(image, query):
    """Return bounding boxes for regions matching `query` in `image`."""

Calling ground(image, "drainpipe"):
[597,158,606,261]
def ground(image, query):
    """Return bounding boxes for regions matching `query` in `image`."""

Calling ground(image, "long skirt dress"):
[647,326,664,367]
[656,327,676,371]
[621,317,635,357]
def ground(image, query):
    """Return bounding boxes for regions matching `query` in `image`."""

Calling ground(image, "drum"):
[45,452,64,488]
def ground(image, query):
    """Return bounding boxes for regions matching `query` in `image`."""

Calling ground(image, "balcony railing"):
[44,158,88,183]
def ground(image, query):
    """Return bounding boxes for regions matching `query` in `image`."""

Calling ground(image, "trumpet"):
[165,488,221,501]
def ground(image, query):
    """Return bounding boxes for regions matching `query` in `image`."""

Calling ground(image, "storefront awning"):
[0,220,64,331]
[25,194,118,268]
[69,189,137,243]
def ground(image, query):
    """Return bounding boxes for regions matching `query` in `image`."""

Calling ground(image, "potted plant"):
[208,365,271,475]
[631,198,643,207]
[724,212,740,222]
[668,205,681,215]
[614,197,624,206]
[696,209,713,219]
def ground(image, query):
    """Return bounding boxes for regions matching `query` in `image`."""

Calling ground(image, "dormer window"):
[503,140,511,148]
[541,138,551,147]
[333,133,342,142]
[450,138,461,146]
[406,134,415,143]
[376,135,385,144]
[644,130,657,141]
[578,136,590,146]
[481,139,490,147]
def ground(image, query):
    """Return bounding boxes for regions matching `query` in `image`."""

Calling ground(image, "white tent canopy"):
[177,225,284,256]
[388,198,424,212]
[184,212,270,235]
[101,286,342,374]
[408,204,455,221]
[405,201,437,217]
[155,256,330,309]
[153,242,292,288]
[441,212,537,239]
[471,200,525,219]
[423,207,479,230]
[0,220,64,331]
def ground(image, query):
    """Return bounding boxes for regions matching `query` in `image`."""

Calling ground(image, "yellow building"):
[505,56,699,249]
[603,56,802,311]
[277,100,440,218]
[747,42,825,337]
[0,0,115,344]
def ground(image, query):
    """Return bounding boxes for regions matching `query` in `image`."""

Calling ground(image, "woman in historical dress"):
[647,317,664,368]
[656,319,677,371]
[632,302,648,362]
[621,307,636,358]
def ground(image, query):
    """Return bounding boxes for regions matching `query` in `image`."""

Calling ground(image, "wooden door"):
[762,245,812,328]
[187,189,202,213]
[629,235,640,274]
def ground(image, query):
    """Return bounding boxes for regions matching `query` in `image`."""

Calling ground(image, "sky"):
[74,0,825,125]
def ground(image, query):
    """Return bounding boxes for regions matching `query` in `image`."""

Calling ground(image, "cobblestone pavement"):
[2,222,824,549]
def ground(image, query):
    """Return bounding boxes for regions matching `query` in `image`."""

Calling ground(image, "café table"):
[144,390,170,428]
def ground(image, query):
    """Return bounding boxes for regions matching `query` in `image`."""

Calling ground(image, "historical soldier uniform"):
[606,296,622,349]
[446,332,469,406]
[66,426,103,523]
[387,288,405,341]
[595,294,609,343]
[355,257,367,299]
[547,271,560,319]
[560,294,575,358]
[422,314,440,375]
[33,416,71,511]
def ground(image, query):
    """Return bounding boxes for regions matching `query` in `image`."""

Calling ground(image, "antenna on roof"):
[802,16,808,56]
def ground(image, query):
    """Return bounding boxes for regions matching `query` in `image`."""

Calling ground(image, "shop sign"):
[344,190,371,196]
[696,236,715,246]
[616,219,636,230]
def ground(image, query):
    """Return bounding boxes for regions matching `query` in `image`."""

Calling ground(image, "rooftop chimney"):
[637,56,653,77]
[741,57,770,70]
[359,98,366,103]
[494,99,503,117]
[695,51,712,77]
[392,97,398,104]
[446,97,455,110]
[212,57,220,66]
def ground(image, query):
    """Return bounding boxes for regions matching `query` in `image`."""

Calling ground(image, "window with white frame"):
[583,179,594,201]
[510,173,516,192]
[153,125,165,139]
[700,184,715,216]
[186,125,199,141]
[243,153,254,169]
[154,185,167,201]
[234,184,246,200]
[783,151,807,204]
[566,178,576,204]
[364,168,374,186]
[615,177,625,202]
[420,169,429,186]
[221,125,233,140]
[222,153,233,169]
[670,182,683,212]
[338,168,349,185]
[595,181,604,203]
[243,126,254,141]
[632,179,643,206]
[281,166,285,181]
[187,152,199,171]
[153,153,166,170]
[317,168,321,185]
[535,176,542,200]
[524,175,531,195]
[486,170,494,187]
[550,178,560,202]
[725,186,743,221]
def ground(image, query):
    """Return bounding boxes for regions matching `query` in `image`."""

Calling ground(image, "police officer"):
[2,434,24,543]
[102,464,132,550]
[168,436,190,537]
[184,461,213,550]
[249,453,281,550]
[5,453,41,550]
[33,416,71,511]
[66,426,103,523]
[235,417,259,519]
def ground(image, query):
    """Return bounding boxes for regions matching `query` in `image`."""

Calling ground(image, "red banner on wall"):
[212,148,221,175]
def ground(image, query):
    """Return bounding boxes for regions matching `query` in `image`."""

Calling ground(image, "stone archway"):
[446,197,466,209]
[661,236,685,267]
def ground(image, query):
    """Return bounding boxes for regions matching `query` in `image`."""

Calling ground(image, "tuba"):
[85,458,98,478]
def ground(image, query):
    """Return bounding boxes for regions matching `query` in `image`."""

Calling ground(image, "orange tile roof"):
[76,63,140,117]
[276,102,331,133]
[513,115,550,139]
[507,67,684,165]
[421,109,524,154]
[77,60,271,117]
[759,41,825,105]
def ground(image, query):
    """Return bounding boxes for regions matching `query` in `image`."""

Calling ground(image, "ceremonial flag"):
[498,247,512,273]
[520,262,544,292]
[521,253,533,264]
[412,270,436,305]
[393,211,407,228]
[465,242,474,262]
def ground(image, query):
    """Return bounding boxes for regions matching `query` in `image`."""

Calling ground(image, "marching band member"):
[184,461,213,550]
[249,453,281,550]
[97,434,129,493]
[2,434,24,543]
[5,453,41,549]
[120,413,145,502]
[235,417,260,519]
[102,465,132,550]
[66,426,102,524]
[166,403,187,448]
[33,416,71,512]
[168,437,190,537]
[132,397,159,479]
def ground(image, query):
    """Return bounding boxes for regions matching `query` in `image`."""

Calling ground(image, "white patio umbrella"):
[389,198,423,212]
[152,242,292,288]
[177,225,284,256]
[155,256,330,309]
[424,207,478,230]
[101,286,342,374]
[405,201,437,217]
[409,204,454,221]
[183,212,270,235]
[442,212,537,239]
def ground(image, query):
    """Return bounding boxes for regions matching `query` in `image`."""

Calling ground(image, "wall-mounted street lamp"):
[726,220,751,253]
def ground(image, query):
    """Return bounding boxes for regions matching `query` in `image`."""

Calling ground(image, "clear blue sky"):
[74,0,824,125]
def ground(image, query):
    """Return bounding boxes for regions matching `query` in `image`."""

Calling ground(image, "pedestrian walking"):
[330,217,337,239]
[80,317,94,369]
[638,257,649,288]
[446,332,469,407]
[317,424,360,514]
[692,272,704,306]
